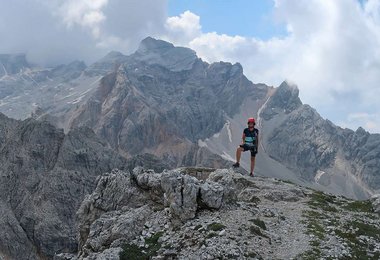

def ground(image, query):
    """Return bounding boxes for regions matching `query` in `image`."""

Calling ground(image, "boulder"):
[80,206,151,257]
[77,169,148,253]
[199,181,225,209]
[161,170,200,221]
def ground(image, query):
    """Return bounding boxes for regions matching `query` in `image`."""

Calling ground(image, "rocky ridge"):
[260,82,380,196]
[2,38,379,199]
[0,54,106,120]
[0,37,379,260]
[46,37,380,199]
[0,113,127,259]
[55,167,380,260]
[59,37,267,169]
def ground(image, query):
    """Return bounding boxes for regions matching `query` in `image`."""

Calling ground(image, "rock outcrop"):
[59,167,380,260]
[0,113,127,259]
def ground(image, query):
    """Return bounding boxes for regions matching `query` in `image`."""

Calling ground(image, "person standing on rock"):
[232,117,259,176]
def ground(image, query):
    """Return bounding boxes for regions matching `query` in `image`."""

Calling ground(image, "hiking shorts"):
[240,144,257,157]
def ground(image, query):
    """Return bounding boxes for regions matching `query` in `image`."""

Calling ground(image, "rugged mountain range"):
[0,53,101,120]
[0,37,380,259]
[203,81,380,199]
[1,37,379,199]
[49,38,267,170]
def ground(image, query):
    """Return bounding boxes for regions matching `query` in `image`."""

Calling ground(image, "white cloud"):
[0,0,167,65]
[57,0,108,38]
[164,11,201,45]
[162,0,380,133]
[52,0,169,53]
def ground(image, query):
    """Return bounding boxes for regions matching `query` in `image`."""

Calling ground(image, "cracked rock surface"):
[56,167,380,260]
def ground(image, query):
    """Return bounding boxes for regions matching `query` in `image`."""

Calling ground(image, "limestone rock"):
[73,167,380,260]
[77,169,148,253]
[80,207,151,257]
[161,170,200,221]
[199,181,224,209]
[0,114,126,259]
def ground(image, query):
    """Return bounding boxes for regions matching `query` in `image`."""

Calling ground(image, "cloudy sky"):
[1,0,380,133]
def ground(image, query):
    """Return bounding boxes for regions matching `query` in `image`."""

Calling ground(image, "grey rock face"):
[74,167,380,260]
[161,171,200,221]
[261,81,380,196]
[64,37,267,168]
[1,38,379,199]
[265,103,338,180]
[0,55,95,120]
[49,60,86,81]
[82,206,151,256]
[0,201,38,260]
[0,113,126,259]
[198,181,224,209]
[77,169,149,256]
[262,81,302,120]
[76,167,235,258]
[85,51,128,76]
[161,174,226,218]
[135,36,198,72]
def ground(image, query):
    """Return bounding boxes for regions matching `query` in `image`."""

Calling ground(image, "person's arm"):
[241,133,245,145]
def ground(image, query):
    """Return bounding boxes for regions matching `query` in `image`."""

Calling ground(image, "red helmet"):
[247,117,255,124]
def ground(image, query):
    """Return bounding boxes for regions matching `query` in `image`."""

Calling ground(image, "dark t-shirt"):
[243,128,259,147]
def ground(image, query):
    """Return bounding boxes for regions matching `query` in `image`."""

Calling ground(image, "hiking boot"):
[232,162,240,168]
[249,172,254,177]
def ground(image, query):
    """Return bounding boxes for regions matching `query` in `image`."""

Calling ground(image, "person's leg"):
[233,147,244,167]
[236,147,243,163]
[250,156,256,175]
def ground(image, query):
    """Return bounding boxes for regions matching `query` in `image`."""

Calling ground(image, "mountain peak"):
[137,37,175,53]
[279,80,299,92]
[271,81,302,110]
[134,37,197,72]
[261,81,302,120]
[355,126,368,135]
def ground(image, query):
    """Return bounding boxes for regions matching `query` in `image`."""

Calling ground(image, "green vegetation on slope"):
[299,191,380,260]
